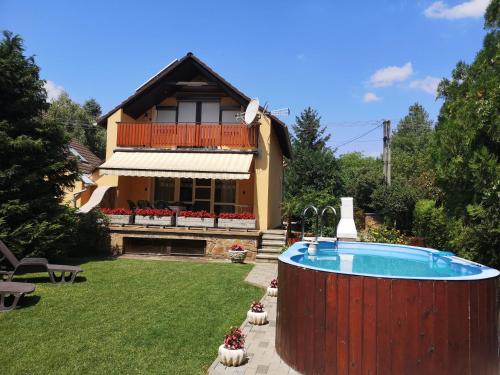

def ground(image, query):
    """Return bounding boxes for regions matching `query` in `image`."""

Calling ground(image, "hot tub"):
[276,241,499,375]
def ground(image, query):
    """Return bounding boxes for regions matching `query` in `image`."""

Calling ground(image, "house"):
[63,139,102,208]
[91,52,291,260]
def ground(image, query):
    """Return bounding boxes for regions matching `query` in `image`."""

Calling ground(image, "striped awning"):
[77,186,114,214]
[99,151,253,180]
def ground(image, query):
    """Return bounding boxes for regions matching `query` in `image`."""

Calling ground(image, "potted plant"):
[218,326,246,367]
[267,278,278,297]
[176,210,216,228]
[101,208,132,225]
[134,208,175,226]
[228,244,248,263]
[218,212,256,229]
[247,301,268,325]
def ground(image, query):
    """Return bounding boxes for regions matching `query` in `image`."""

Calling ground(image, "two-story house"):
[92,52,291,260]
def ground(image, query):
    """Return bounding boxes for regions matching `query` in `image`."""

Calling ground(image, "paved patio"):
[208,263,300,375]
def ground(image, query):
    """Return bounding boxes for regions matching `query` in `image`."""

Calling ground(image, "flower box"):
[247,301,268,325]
[108,215,131,225]
[177,217,215,227]
[219,327,246,367]
[134,209,175,226]
[101,208,132,226]
[228,250,247,263]
[218,218,256,229]
[218,213,256,229]
[218,345,246,367]
[134,215,175,226]
[177,211,216,227]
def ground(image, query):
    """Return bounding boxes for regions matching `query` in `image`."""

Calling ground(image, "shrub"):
[223,327,245,350]
[371,181,417,232]
[101,208,132,215]
[135,208,175,217]
[218,212,255,219]
[178,210,216,218]
[270,279,278,288]
[413,200,450,249]
[250,301,264,313]
[362,225,408,245]
[70,209,111,257]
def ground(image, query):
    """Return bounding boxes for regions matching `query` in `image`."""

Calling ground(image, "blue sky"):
[0,0,490,156]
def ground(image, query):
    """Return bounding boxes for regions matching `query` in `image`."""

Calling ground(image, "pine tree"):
[284,108,341,226]
[291,107,330,150]
[0,31,79,258]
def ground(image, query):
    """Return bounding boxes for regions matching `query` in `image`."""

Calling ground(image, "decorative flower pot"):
[267,286,278,297]
[228,250,247,263]
[108,215,131,225]
[177,216,215,228]
[218,218,256,229]
[134,215,175,226]
[247,310,268,325]
[218,344,246,367]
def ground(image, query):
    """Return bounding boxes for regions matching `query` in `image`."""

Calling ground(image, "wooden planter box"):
[108,215,131,225]
[134,215,175,226]
[218,218,256,229]
[177,216,215,228]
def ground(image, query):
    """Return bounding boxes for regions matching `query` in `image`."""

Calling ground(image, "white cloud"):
[362,92,383,102]
[43,80,65,102]
[424,0,489,19]
[409,76,441,94]
[369,62,413,87]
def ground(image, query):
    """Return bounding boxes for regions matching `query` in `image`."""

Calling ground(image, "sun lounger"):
[0,240,83,284]
[0,281,36,311]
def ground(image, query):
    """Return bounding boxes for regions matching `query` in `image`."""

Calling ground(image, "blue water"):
[281,241,498,279]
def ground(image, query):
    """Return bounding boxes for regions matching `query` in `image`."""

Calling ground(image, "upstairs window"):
[156,107,176,123]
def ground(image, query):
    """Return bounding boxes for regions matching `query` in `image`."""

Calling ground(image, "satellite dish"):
[244,98,260,126]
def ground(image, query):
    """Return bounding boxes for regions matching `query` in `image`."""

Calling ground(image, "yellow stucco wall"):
[115,176,151,208]
[252,113,284,230]
[98,99,285,230]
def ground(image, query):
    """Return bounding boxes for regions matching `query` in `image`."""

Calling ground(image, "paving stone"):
[208,263,294,375]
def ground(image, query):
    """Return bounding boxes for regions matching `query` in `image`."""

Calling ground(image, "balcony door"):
[177,100,220,123]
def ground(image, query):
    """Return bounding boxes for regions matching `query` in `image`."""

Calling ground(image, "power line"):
[332,122,383,149]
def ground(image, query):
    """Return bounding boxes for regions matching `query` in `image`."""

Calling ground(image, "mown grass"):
[0,259,262,375]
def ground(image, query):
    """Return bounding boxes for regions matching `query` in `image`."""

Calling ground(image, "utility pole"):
[382,120,391,186]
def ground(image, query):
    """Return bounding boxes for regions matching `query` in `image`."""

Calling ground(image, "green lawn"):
[0,259,262,375]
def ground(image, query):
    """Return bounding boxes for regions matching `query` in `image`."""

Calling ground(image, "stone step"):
[258,247,282,254]
[259,245,282,251]
[264,229,286,233]
[256,253,279,262]
[261,239,285,247]
[262,234,286,241]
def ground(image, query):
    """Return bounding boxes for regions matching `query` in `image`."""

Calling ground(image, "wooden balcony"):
[117,123,258,148]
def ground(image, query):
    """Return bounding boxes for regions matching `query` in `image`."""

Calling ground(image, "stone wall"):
[109,226,259,261]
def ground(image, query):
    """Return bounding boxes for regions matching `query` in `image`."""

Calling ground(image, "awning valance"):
[99,151,253,180]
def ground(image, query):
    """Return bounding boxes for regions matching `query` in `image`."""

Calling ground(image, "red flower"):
[101,208,132,215]
[231,244,244,251]
[218,212,255,219]
[223,326,245,350]
[135,208,175,217]
[250,301,264,313]
[179,210,216,218]
[270,278,278,288]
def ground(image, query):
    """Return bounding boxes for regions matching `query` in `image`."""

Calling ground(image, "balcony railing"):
[116,123,258,148]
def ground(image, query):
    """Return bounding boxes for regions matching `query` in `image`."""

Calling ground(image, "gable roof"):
[68,139,103,174]
[97,52,292,158]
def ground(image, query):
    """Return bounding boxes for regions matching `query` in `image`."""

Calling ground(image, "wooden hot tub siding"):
[276,261,499,375]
